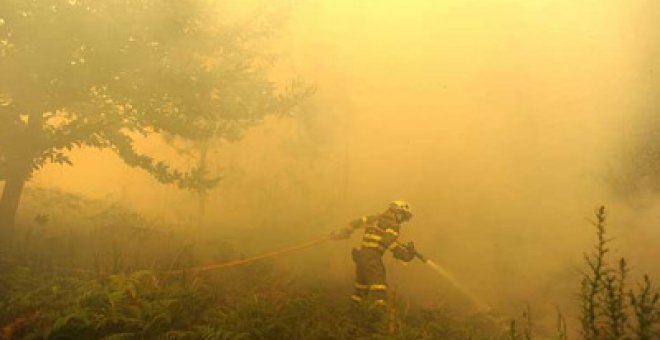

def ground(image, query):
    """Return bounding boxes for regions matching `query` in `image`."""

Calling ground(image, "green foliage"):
[0,0,310,227]
[602,258,629,339]
[0,264,504,339]
[395,306,501,340]
[1,266,224,339]
[0,194,503,339]
[580,206,610,339]
[578,205,660,340]
[4,197,658,339]
[629,275,660,340]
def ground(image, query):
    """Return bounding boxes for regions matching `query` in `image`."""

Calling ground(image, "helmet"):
[389,200,412,221]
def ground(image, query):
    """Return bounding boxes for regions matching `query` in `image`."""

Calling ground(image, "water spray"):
[413,250,492,313]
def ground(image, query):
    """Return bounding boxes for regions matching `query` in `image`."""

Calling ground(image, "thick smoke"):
[27,0,660,323]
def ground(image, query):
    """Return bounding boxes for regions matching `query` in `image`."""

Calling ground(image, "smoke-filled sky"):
[27,0,659,323]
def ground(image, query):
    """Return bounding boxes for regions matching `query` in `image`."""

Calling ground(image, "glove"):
[393,241,417,262]
[403,242,418,262]
[405,241,416,254]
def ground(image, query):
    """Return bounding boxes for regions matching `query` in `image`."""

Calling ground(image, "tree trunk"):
[0,111,41,232]
[197,140,209,228]
[0,174,27,230]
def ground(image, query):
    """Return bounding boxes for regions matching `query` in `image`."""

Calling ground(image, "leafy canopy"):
[0,0,306,189]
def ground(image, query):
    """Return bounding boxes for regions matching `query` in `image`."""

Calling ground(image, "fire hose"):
[176,237,490,313]
[51,235,491,313]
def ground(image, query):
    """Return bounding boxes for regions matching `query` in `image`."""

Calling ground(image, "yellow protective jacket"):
[342,212,416,262]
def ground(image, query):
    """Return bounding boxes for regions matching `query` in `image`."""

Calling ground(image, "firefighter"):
[330,200,417,306]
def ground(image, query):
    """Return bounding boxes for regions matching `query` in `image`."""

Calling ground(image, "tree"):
[0,0,307,230]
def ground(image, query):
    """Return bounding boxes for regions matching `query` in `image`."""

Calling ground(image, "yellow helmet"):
[389,200,412,220]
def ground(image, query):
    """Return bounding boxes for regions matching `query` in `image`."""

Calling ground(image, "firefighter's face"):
[395,210,412,223]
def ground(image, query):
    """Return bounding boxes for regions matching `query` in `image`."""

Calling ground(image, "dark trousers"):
[352,248,388,305]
